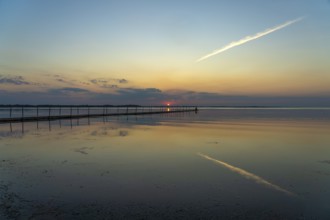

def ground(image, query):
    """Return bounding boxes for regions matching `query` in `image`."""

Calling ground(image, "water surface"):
[1,109,330,219]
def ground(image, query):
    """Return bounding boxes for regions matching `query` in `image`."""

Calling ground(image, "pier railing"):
[0,105,197,123]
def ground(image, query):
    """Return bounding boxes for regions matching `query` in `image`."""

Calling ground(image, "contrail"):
[197,153,295,196]
[196,17,303,62]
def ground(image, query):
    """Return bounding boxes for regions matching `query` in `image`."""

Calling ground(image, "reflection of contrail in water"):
[196,17,303,62]
[197,153,295,196]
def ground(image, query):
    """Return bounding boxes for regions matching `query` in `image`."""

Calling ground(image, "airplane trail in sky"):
[197,153,295,196]
[196,17,303,62]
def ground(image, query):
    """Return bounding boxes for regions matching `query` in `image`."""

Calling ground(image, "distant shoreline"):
[0,105,329,109]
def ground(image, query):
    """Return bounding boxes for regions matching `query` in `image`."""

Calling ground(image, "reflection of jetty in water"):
[0,105,197,123]
[0,106,198,134]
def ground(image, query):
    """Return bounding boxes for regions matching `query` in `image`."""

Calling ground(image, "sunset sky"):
[1,0,330,106]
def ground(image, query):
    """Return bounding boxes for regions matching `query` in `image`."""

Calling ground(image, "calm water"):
[1,109,330,219]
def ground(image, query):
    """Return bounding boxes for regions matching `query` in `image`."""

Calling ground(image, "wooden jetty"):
[0,105,197,123]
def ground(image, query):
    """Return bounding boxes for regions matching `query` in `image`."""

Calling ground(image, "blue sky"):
[1,0,330,105]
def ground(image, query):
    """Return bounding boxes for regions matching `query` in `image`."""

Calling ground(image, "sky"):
[1,0,330,106]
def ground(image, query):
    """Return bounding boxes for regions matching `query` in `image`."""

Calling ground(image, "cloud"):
[103,84,118,89]
[197,17,303,62]
[120,88,161,94]
[55,78,74,84]
[90,79,116,89]
[118,79,128,84]
[90,78,129,89]
[89,87,165,105]
[0,75,46,86]
[0,75,31,85]
[49,87,90,94]
[90,79,107,84]
[50,74,77,86]
[1,86,330,106]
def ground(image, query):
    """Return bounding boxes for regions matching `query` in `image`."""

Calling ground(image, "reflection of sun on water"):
[167,108,170,112]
